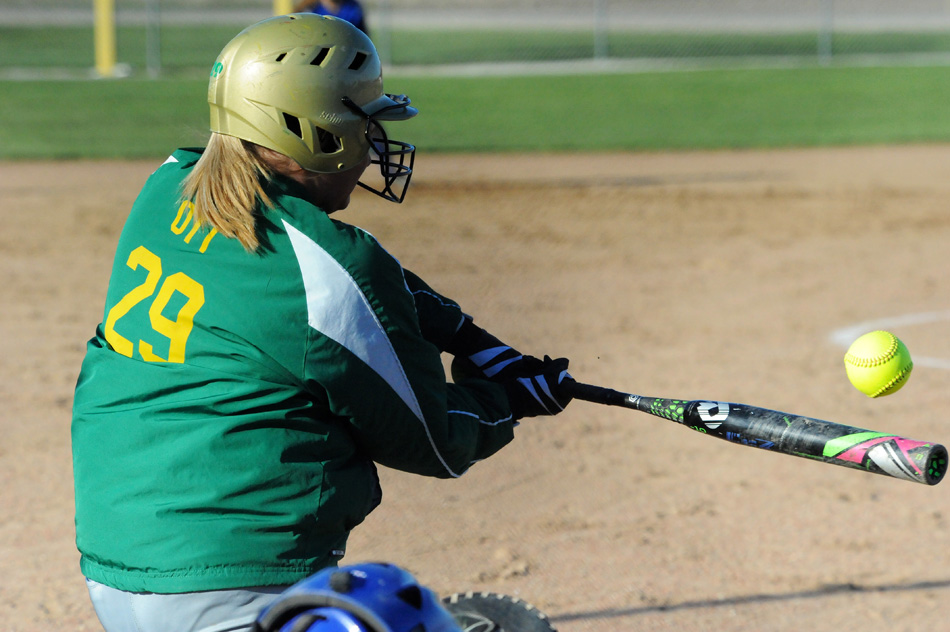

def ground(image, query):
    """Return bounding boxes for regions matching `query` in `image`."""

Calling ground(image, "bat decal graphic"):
[564,381,947,486]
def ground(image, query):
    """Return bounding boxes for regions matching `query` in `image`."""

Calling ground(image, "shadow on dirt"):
[551,579,950,623]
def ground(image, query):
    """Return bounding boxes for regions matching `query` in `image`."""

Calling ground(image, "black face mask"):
[342,95,416,203]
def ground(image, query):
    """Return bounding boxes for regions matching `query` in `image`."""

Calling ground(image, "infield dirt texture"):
[4,147,950,631]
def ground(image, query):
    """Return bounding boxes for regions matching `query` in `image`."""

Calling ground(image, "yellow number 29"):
[104,246,205,363]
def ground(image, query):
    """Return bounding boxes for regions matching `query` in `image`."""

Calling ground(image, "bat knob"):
[926,446,949,485]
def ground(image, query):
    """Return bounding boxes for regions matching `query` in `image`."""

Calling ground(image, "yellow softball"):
[843,330,913,398]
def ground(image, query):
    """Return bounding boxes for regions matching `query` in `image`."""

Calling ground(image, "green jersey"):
[72,149,515,593]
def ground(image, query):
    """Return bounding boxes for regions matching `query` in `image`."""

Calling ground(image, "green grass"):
[0,26,238,71]
[387,29,950,65]
[4,25,950,159]
[395,67,950,152]
[4,65,950,160]
[6,25,950,71]
[0,80,210,159]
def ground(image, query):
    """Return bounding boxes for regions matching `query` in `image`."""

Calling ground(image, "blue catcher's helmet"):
[253,563,462,632]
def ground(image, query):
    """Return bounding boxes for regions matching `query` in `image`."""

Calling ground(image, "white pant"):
[86,579,290,632]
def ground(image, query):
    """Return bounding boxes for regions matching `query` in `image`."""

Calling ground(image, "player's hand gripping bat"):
[563,381,947,486]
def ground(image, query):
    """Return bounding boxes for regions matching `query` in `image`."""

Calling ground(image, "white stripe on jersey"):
[283,220,461,477]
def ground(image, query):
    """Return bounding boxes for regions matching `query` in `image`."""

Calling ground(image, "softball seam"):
[844,332,898,368]
[872,363,914,397]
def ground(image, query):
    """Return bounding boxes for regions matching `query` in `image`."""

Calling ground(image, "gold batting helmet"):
[209,14,417,202]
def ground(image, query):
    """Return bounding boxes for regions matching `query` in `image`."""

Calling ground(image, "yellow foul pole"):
[274,0,294,15]
[93,0,117,77]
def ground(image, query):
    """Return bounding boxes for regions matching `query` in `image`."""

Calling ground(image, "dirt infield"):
[4,146,950,631]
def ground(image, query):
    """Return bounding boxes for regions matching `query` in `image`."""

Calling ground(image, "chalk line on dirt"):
[829,310,950,370]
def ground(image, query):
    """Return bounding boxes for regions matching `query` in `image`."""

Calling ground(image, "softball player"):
[71,14,572,632]
[293,0,369,35]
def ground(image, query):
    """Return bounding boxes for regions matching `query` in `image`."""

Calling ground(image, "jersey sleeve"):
[401,268,467,351]
[284,218,515,479]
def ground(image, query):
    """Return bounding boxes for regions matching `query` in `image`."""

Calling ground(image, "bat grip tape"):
[564,381,635,408]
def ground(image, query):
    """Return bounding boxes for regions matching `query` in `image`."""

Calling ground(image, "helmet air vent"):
[310,47,331,66]
[315,127,342,154]
[275,52,287,62]
[348,52,367,70]
[282,112,303,138]
[329,570,354,593]
[396,585,424,609]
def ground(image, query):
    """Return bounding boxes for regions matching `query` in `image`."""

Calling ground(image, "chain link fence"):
[3,0,950,77]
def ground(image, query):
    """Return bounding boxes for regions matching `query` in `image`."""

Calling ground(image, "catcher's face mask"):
[342,94,416,204]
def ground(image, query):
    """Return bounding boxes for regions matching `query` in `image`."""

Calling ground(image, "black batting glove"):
[445,318,573,418]
[501,355,574,419]
[444,317,526,380]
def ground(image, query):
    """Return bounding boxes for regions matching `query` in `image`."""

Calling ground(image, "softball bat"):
[564,381,947,486]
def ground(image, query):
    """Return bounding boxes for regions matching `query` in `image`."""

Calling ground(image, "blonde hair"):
[181,133,274,252]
